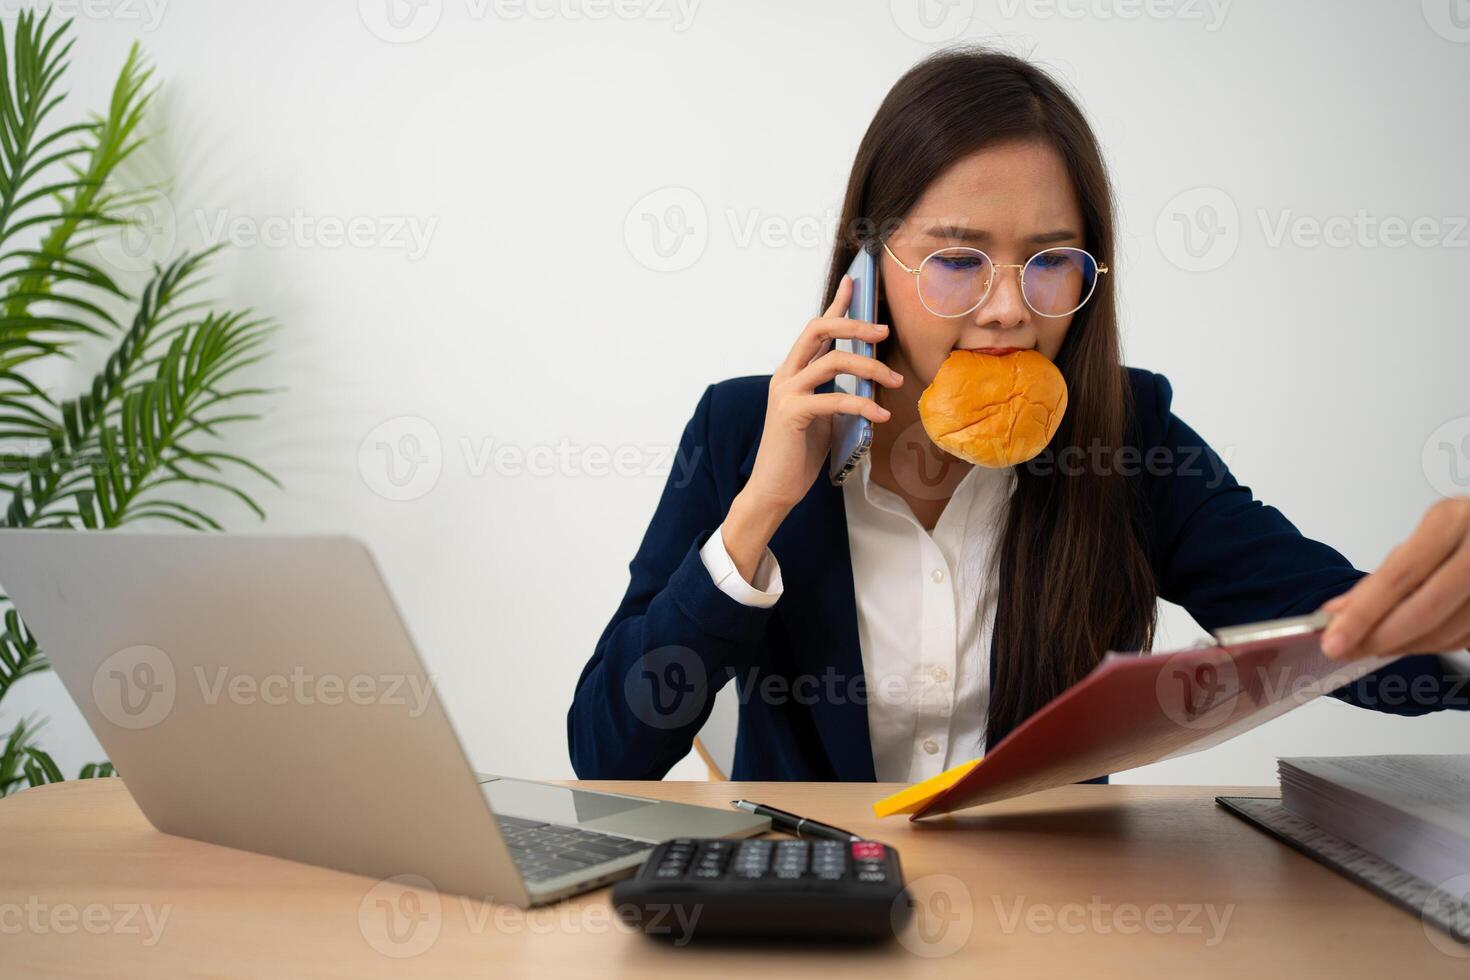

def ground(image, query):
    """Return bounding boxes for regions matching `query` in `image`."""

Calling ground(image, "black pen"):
[730,799,863,843]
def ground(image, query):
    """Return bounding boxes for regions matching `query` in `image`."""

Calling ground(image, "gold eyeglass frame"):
[880,240,1109,319]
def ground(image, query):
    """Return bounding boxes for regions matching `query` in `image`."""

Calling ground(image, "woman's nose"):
[974,265,1028,330]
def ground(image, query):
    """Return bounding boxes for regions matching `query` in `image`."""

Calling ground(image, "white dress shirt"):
[699,453,1017,783]
[699,460,1470,779]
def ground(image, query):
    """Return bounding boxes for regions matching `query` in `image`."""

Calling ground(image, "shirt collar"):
[851,449,1016,523]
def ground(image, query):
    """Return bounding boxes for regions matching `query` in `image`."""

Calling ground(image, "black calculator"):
[611,837,911,941]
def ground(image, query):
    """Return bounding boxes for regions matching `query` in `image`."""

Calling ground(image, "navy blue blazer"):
[568,368,1467,781]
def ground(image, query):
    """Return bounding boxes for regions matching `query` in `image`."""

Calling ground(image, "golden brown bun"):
[917,349,1068,468]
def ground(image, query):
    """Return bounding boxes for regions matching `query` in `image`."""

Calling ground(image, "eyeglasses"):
[880,240,1108,319]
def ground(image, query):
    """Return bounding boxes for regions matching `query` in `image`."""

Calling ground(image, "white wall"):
[5,0,1468,785]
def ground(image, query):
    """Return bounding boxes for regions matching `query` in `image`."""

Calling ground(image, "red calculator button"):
[851,842,885,859]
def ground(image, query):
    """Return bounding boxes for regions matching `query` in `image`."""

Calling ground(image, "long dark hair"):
[822,46,1158,748]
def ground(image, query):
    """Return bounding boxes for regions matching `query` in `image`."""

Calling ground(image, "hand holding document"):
[876,611,1402,820]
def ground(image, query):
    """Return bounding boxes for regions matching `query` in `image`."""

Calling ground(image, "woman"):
[568,47,1470,783]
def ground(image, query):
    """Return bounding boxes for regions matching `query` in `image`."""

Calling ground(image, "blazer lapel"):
[739,442,877,780]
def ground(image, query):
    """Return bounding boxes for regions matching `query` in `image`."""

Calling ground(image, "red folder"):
[894,611,1401,820]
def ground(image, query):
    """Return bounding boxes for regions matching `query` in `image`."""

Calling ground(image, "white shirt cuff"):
[699,525,784,608]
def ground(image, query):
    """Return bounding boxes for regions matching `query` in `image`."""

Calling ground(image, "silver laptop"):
[0,530,767,906]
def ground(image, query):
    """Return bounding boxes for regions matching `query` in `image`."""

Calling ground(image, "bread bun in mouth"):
[917,349,1068,468]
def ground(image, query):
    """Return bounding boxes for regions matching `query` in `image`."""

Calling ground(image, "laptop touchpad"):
[481,777,652,826]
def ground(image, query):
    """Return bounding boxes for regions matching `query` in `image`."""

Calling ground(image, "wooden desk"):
[1,778,1461,977]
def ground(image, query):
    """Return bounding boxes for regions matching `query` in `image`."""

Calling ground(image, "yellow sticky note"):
[872,758,983,817]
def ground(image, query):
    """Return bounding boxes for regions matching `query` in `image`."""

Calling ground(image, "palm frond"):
[0,602,46,702]
[2,250,214,525]
[0,14,150,375]
[2,39,151,322]
[62,309,278,529]
[77,760,116,780]
[21,743,64,787]
[0,716,45,797]
[0,11,80,253]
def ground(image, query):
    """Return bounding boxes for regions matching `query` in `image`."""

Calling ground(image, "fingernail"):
[876,323,888,333]
[1322,632,1346,658]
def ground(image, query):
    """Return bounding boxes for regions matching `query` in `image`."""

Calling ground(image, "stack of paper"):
[1278,755,1470,885]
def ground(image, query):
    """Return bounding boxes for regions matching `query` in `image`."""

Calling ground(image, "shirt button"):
[930,568,945,584]
[922,739,939,755]
[932,666,948,682]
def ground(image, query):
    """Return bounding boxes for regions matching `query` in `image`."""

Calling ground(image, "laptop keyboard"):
[495,814,652,883]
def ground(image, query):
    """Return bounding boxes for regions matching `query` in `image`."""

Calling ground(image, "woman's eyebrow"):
[920,223,1082,245]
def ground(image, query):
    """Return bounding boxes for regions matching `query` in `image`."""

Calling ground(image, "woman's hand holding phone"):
[721,275,903,583]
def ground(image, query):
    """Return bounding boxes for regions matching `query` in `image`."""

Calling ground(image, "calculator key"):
[851,842,885,859]
[857,871,887,883]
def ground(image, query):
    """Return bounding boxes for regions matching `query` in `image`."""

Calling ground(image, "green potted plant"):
[0,10,277,794]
